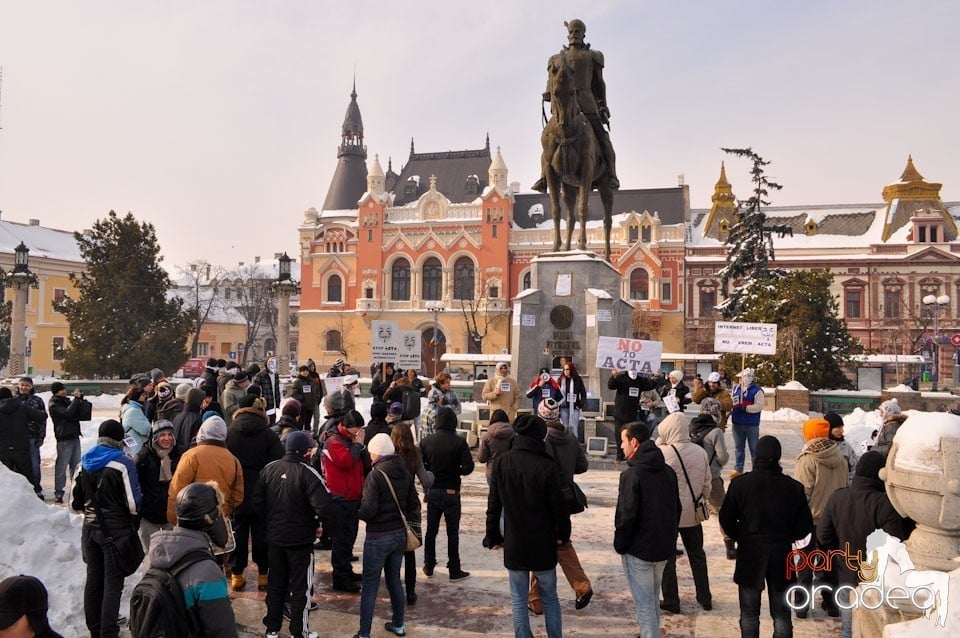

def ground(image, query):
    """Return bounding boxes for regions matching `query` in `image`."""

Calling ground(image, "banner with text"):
[397,330,422,370]
[714,321,778,355]
[371,320,400,363]
[596,336,663,374]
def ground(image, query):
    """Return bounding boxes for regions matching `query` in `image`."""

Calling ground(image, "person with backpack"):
[688,398,733,559]
[132,481,238,638]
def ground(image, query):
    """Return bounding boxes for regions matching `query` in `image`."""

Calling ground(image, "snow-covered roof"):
[0,218,83,262]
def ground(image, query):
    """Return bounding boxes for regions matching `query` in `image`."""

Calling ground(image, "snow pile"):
[778,380,808,390]
[839,407,885,454]
[892,412,960,473]
[762,407,808,422]
[887,384,917,392]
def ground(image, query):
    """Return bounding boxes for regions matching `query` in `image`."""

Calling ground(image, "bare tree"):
[225,262,278,365]
[175,261,225,357]
[458,278,507,354]
[779,325,803,381]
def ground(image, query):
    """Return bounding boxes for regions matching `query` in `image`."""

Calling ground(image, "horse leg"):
[577,182,589,251]
[564,186,577,251]
[600,184,614,261]
[547,172,562,252]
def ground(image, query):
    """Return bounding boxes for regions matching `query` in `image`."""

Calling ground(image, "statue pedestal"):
[510,251,632,406]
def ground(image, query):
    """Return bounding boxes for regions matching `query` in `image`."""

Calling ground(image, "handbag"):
[548,439,588,515]
[670,444,709,524]
[77,398,93,422]
[376,469,422,552]
[92,480,144,577]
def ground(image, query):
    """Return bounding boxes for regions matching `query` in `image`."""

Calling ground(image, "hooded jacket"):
[121,400,151,456]
[544,425,588,482]
[253,452,329,547]
[0,395,45,452]
[657,413,712,528]
[420,408,474,490]
[359,454,420,535]
[166,441,244,523]
[226,407,284,516]
[148,527,237,637]
[873,413,908,458]
[322,427,366,500]
[478,417,515,479]
[794,437,849,523]
[71,442,142,532]
[614,439,681,561]
[688,414,729,480]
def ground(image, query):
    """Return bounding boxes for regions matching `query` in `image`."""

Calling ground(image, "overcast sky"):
[1,0,958,269]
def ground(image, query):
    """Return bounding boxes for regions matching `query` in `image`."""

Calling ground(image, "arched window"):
[391,258,411,301]
[522,271,532,290]
[422,258,442,301]
[454,257,474,300]
[327,274,342,302]
[629,269,649,300]
[325,330,342,352]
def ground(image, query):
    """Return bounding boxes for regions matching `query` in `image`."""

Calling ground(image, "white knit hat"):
[367,432,395,457]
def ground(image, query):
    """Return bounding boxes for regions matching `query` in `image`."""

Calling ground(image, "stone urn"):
[881,412,960,573]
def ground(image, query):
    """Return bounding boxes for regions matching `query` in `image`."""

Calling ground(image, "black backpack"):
[129,549,212,638]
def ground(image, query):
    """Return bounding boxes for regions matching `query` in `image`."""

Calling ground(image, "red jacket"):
[322,431,365,501]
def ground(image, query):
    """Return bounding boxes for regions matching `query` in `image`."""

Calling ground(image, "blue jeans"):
[738,584,792,638]
[54,438,81,498]
[838,586,852,638]
[621,553,665,638]
[560,407,581,440]
[732,423,759,472]
[358,529,406,638]
[29,439,42,493]
[424,488,462,571]
[508,567,561,638]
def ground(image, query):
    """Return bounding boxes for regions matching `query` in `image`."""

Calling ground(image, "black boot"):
[821,595,840,618]
[724,539,737,560]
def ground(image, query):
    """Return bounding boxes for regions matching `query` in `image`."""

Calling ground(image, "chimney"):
[29,219,40,226]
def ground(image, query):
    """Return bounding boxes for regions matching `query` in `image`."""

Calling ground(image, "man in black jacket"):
[615,421,680,638]
[16,377,47,499]
[172,387,205,450]
[253,431,328,638]
[49,382,85,504]
[720,435,813,638]
[134,419,182,553]
[420,406,474,580]
[608,370,656,461]
[0,387,46,489]
[485,413,569,638]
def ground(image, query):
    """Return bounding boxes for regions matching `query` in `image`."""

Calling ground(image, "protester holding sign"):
[482,362,520,421]
[730,368,764,477]
[608,370,657,462]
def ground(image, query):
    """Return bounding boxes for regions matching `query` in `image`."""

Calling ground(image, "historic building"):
[0,215,84,377]
[686,157,960,382]
[297,87,690,375]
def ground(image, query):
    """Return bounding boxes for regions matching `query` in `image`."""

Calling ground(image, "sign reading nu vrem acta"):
[714,321,778,355]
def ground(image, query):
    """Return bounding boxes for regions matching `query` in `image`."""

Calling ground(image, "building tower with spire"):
[322,82,368,211]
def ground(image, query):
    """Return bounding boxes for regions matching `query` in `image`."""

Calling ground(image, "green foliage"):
[57,211,192,378]
[719,271,856,390]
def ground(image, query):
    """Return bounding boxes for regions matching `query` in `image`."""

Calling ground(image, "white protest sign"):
[323,375,344,396]
[596,336,663,374]
[371,320,400,363]
[714,321,778,355]
[397,330,422,370]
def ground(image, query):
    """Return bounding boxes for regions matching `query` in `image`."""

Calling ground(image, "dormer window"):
[404,180,419,200]
[641,225,651,243]
[464,174,480,196]
[628,225,639,243]
[805,215,818,235]
[719,219,730,233]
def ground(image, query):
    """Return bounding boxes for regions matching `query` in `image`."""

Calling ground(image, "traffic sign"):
[229,351,237,359]
[951,334,960,347]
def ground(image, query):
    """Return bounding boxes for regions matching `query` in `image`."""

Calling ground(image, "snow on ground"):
[892,411,960,473]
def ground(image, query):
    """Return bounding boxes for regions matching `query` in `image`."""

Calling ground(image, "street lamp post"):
[5,242,39,377]
[425,300,445,377]
[272,253,300,377]
[923,294,950,392]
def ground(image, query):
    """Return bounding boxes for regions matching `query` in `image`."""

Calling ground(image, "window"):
[699,287,717,318]
[629,269,649,300]
[931,226,939,243]
[327,274,342,302]
[628,226,638,243]
[453,257,474,300]
[325,330,342,352]
[52,288,67,312]
[422,258,442,301]
[391,258,411,301]
[489,286,499,299]
[845,289,863,318]
[197,342,210,356]
[919,226,927,243]
[368,230,373,242]
[662,282,672,303]
[641,225,651,243]
[52,337,65,361]
[492,225,498,238]
[522,272,532,290]
[365,287,374,299]
[884,288,902,319]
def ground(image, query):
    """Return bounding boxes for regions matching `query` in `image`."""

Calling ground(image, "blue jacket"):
[72,443,142,531]
[121,400,152,455]
[731,383,762,427]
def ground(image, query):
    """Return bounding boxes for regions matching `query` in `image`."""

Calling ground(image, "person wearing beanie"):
[719,435,812,638]
[48,383,86,504]
[818,451,908,638]
[291,365,323,434]
[530,397,593,615]
[222,370,252,426]
[226,388,283,592]
[216,361,239,405]
[485,411,569,638]
[823,412,859,481]
[328,357,346,378]
[481,361,521,422]
[166,415,243,525]
[688,397,733,558]
[252,423,328,638]
[793,418,849,618]
[660,369,692,414]
[730,368,765,477]
[526,367,562,413]
[365,400,392,442]
[273,398,302,443]
[355,429,418,638]
[172,387,207,451]
[383,372,422,430]
[144,379,172,423]
[420,406,474,581]
[145,483,239,637]
[135,419,183,554]
[202,358,220,398]
[15,376,48,499]
[71,418,142,638]
[0,574,65,637]
[873,399,907,458]
[157,381,186,423]
[614,421,680,638]
[691,371,733,430]
[385,401,405,425]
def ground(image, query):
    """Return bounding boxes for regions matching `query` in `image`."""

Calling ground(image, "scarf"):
[156,445,173,482]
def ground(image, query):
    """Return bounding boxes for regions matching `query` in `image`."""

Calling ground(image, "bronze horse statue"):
[539,51,615,261]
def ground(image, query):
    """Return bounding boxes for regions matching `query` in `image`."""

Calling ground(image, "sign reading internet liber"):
[714,321,777,355]
[596,337,663,373]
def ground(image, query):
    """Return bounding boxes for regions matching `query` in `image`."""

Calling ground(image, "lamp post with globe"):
[923,294,950,392]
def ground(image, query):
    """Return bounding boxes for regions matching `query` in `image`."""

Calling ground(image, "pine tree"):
[57,211,192,377]
[717,147,788,319]
[720,271,856,389]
